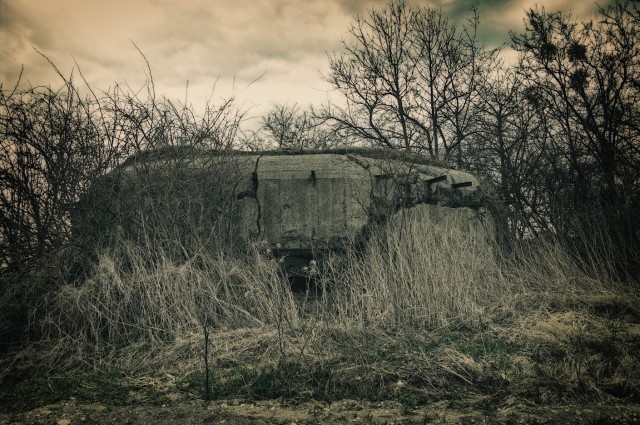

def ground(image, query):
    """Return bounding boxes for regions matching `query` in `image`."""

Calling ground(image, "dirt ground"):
[2,396,640,425]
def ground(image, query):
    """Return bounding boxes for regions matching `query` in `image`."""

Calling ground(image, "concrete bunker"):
[73,149,491,279]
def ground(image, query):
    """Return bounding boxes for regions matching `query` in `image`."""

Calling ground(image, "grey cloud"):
[134,0,346,84]
[443,0,512,20]
[1,0,606,112]
[0,1,45,84]
[335,0,387,15]
[0,0,16,30]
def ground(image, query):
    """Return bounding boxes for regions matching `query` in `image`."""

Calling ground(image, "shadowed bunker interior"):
[73,149,491,289]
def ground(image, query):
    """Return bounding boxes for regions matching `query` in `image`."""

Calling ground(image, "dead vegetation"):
[1,208,638,413]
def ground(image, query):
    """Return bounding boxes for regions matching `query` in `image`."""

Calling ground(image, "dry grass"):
[1,206,639,406]
[323,205,501,329]
[11,239,297,378]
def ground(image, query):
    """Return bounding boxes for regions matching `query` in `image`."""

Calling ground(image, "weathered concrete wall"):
[250,153,485,252]
[74,151,490,263]
[257,155,371,251]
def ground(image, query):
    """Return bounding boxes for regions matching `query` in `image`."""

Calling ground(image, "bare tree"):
[512,1,640,266]
[428,7,500,165]
[320,0,498,160]
[467,66,550,238]
[260,103,341,151]
[0,73,125,274]
[322,0,418,151]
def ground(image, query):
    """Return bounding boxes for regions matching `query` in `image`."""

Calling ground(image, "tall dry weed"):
[27,238,298,371]
[323,205,502,328]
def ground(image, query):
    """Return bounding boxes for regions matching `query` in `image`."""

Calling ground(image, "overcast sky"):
[1,0,610,123]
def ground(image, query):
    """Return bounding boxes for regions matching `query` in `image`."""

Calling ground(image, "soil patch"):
[2,396,640,424]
